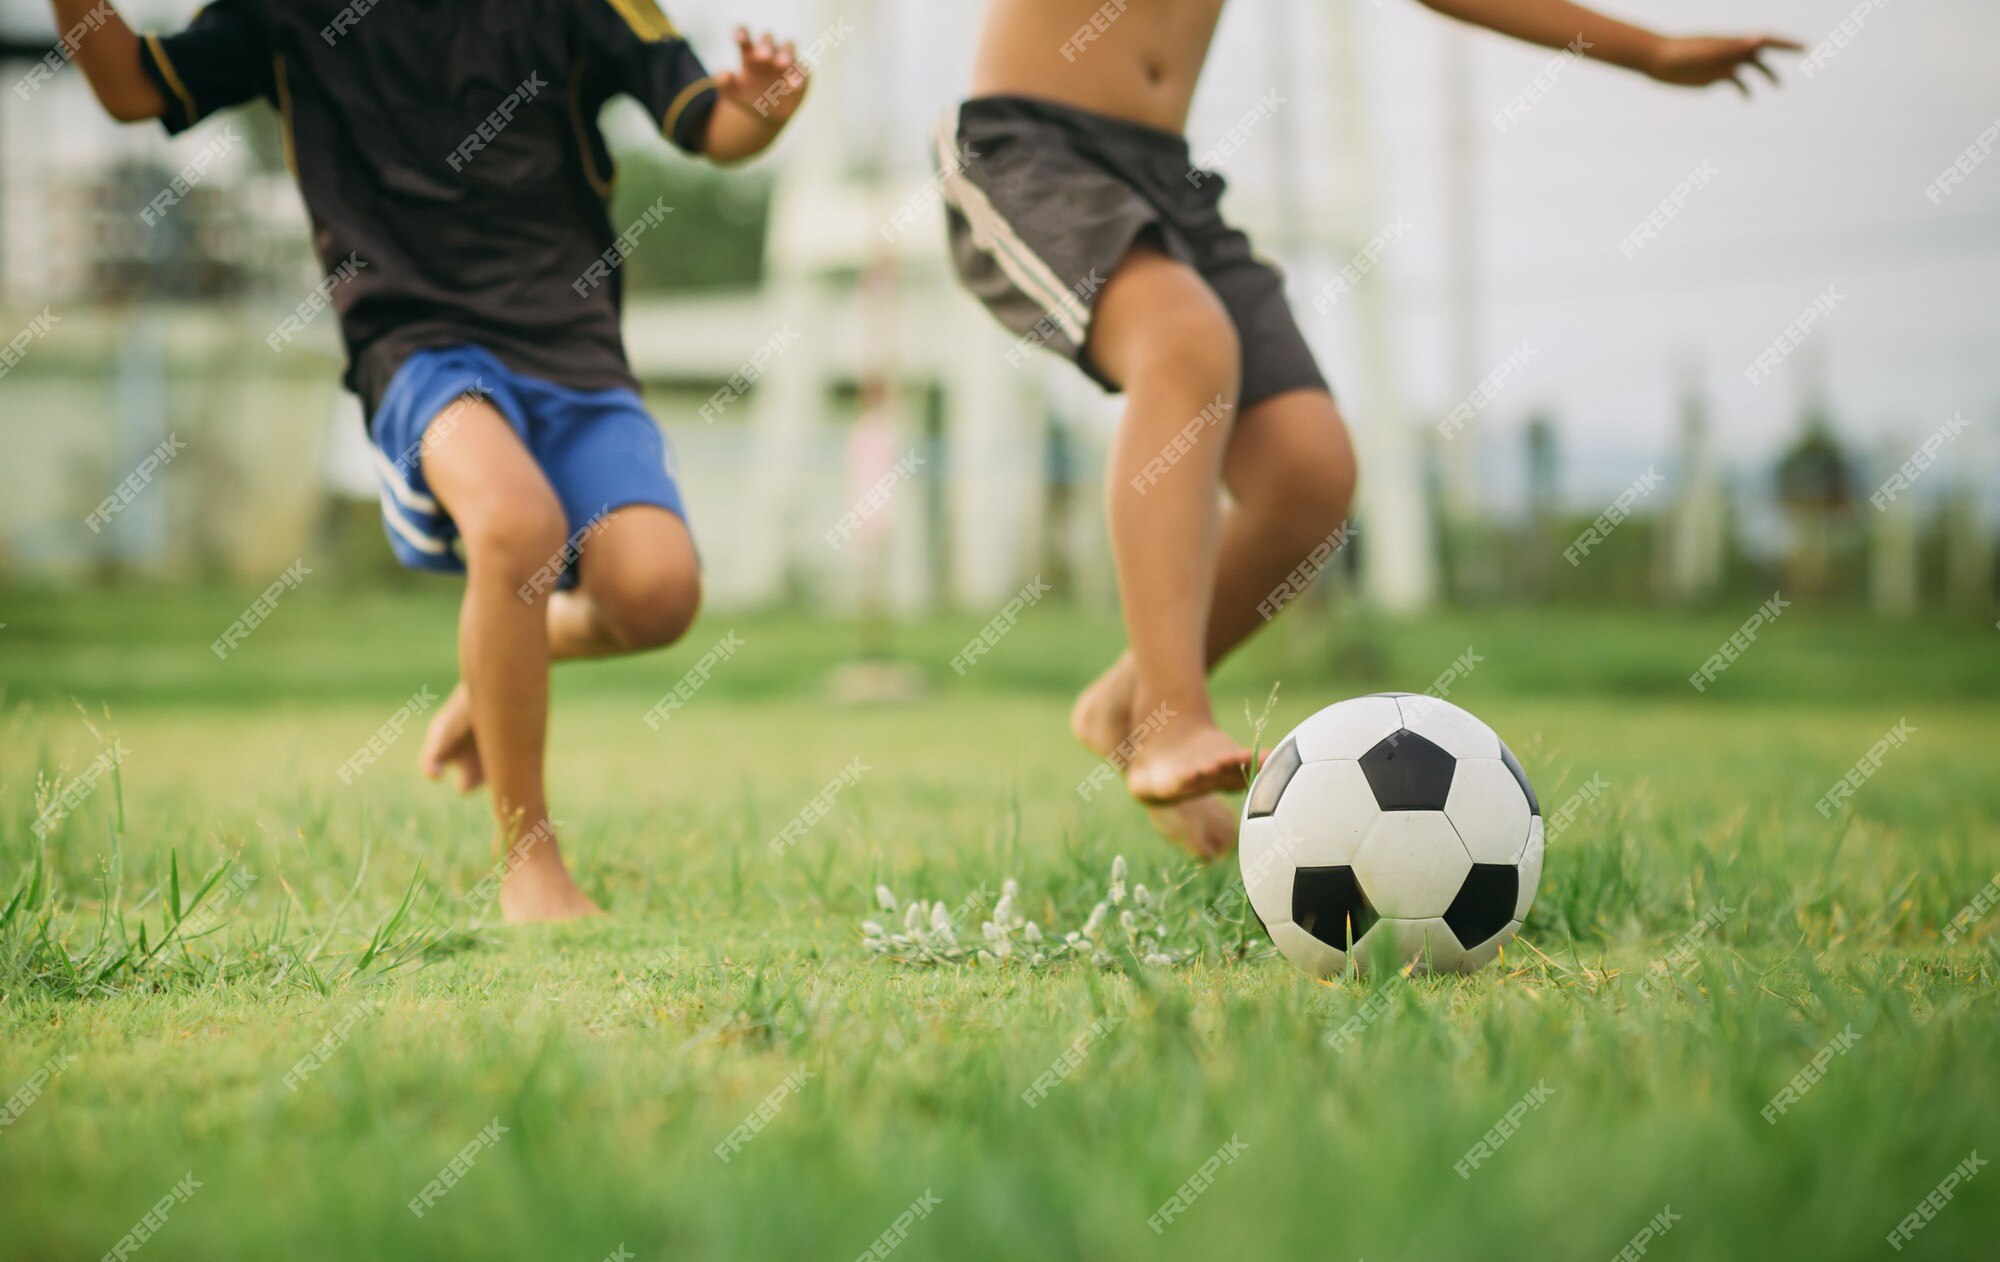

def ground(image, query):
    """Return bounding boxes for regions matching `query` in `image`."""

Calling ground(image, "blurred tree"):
[607,151,770,293]
[1517,410,1559,599]
[1942,485,1994,614]
[1869,432,1920,619]
[1774,386,1858,601]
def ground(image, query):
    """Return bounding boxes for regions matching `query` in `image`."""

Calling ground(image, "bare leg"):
[1207,389,1357,662]
[1084,245,1254,807]
[1072,388,1357,852]
[416,506,700,915]
[544,505,702,659]
[1077,388,1357,709]
[417,402,598,923]
[422,506,701,793]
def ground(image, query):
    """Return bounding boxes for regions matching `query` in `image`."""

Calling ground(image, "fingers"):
[738,30,775,64]
[1727,69,1749,99]
[735,28,802,72]
[1758,35,1806,53]
[1747,51,1780,89]
[723,27,810,114]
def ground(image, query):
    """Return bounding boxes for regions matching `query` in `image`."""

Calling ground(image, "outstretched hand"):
[1647,35,1802,95]
[714,27,809,125]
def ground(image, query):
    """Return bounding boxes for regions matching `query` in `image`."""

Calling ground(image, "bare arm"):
[46,0,163,121]
[1418,0,1800,93]
[701,27,809,165]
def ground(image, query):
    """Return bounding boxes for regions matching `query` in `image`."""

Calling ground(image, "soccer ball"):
[1238,694,1542,976]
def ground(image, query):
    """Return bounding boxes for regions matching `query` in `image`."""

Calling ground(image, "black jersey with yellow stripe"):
[137,0,719,402]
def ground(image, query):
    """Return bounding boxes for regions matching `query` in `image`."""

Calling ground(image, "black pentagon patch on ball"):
[1358,730,1456,810]
[1292,866,1379,951]
[1443,863,1518,949]
[1499,740,1540,816]
[1245,738,1302,819]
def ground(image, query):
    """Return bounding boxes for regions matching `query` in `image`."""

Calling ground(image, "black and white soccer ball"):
[1239,694,1542,976]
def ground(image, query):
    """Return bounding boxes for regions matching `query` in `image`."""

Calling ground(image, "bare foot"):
[1142,796,1240,859]
[499,868,605,924]
[1070,656,1141,759]
[1124,719,1254,806]
[1073,658,1241,858]
[419,682,484,793]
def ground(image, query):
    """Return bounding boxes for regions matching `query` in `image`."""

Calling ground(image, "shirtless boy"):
[940,0,1796,854]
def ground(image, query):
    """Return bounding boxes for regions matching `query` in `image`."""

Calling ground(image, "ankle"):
[501,851,580,893]
[492,812,559,864]
[1129,681,1213,731]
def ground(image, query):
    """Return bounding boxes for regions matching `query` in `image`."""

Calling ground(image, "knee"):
[1294,441,1357,535]
[1132,306,1241,401]
[1271,413,1359,543]
[594,564,702,652]
[456,491,570,594]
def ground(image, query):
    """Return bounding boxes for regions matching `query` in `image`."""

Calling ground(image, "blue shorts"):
[366,345,688,585]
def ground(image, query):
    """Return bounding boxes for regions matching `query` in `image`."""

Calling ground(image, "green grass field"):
[4,586,1998,1261]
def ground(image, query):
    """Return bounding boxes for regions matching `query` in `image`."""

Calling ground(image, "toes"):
[420,743,457,781]
[1144,797,1240,859]
[1132,773,1201,807]
[1210,749,1254,777]
[1133,758,1249,804]
[419,728,451,778]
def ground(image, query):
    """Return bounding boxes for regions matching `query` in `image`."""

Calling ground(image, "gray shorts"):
[935,94,1327,409]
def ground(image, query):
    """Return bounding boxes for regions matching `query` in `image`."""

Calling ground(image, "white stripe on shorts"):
[371,443,440,515]
[933,111,1090,346]
[379,493,449,555]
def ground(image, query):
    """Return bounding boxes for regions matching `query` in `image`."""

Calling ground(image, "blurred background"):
[8,10,2000,1258]
[0,0,1995,622]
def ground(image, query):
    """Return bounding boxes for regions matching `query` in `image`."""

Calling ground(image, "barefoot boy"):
[941,0,1795,855]
[55,0,808,920]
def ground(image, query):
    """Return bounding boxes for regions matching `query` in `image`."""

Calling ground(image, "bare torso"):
[971,0,1228,134]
